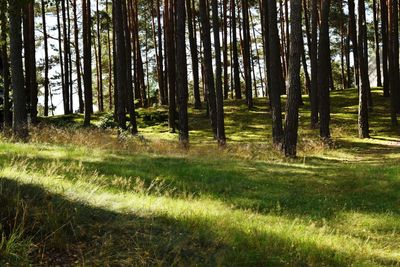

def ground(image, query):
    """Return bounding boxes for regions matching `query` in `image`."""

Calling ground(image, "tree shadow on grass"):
[3,146,398,222]
[1,177,397,266]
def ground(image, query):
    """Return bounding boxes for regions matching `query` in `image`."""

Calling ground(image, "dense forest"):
[0,0,399,265]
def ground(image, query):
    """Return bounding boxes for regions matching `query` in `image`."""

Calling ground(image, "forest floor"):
[0,89,399,266]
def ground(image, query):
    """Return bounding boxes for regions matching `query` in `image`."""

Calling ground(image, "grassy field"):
[0,89,399,266]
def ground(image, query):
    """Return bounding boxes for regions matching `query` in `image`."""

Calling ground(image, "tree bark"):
[284,0,302,157]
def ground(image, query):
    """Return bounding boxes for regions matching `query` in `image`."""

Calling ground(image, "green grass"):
[0,89,399,265]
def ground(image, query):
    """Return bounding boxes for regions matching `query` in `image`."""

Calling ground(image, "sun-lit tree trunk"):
[372,0,382,87]
[165,0,176,132]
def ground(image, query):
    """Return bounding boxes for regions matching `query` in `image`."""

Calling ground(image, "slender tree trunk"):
[176,0,189,145]
[381,0,389,97]
[73,0,84,113]
[1,1,11,127]
[41,0,50,117]
[310,0,319,128]
[199,0,217,137]
[267,0,284,146]
[166,0,176,132]
[212,0,226,144]
[284,0,302,157]
[348,0,360,89]
[96,0,104,112]
[318,0,331,141]
[83,0,93,125]
[122,0,137,134]
[114,0,127,129]
[242,0,253,109]
[373,0,382,87]
[62,0,70,114]
[357,0,370,138]
[388,0,399,125]
[186,0,201,109]
[10,1,27,138]
[156,0,167,105]
[105,0,113,110]
[231,0,241,99]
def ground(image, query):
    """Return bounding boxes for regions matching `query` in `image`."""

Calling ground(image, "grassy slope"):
[0,89,399,266]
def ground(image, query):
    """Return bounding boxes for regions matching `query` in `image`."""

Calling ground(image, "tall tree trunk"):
[122,0,137,134]
[357,0,370,138]
[242,0,253,109]
[223,0,230,99]
[73,0,84,113]
[284,0,302,157]
[212,0,226,144]
[83,0,93,125]
[41,0,50,117]
[165,0,176,132]
[231,0,241,99]
[348,0,360,89]
[23,2,37,123]
[373,0,382,87]
[199,0,217,137]
[9,1,27,138]
[176,0,189,145]
[1,1,11,127]
[61,0,70,114]
[114,0,127,129]
[388,0,399,125]
[56,1,65,114]
[318,0,331,141]
[267,0,284,146]
[156,0,167,105]
[381,0,389,97]
[96,0,104,112]
[186,0,201,109]
[310,0,319,128]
